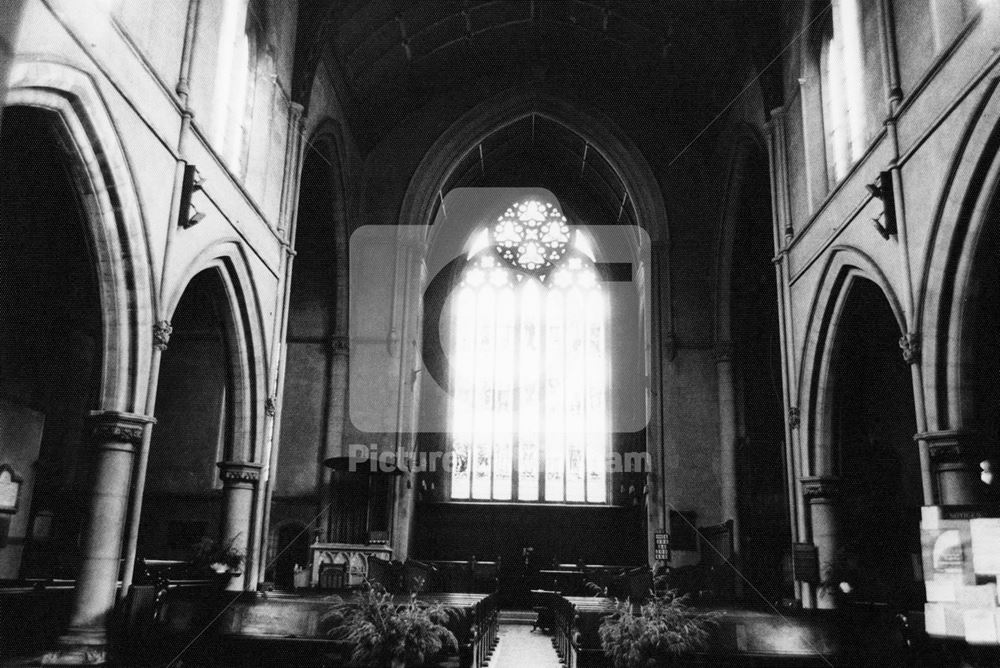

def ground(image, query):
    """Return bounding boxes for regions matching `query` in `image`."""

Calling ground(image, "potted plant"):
[191,535,245,575]
[598,590,719,667]
[323,583,458,668]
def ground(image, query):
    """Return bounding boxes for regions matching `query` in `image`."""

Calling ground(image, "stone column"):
[921,430,986,506]
[217,461,262,591]
[47,411,154,664]
[321,335,350,541]
[715,340,742,598]
[715,340,739,537]
[802,476,841,609]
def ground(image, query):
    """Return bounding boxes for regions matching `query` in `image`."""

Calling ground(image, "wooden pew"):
[551,595,615,668]
[0,580,76,662]
[149,589,499,668]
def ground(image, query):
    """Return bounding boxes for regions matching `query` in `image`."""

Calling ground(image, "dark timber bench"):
[148,589,498,668]
[0,580,76,662]
[547,593,935,667]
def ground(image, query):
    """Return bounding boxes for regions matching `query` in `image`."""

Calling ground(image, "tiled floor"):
[486,624,563,668]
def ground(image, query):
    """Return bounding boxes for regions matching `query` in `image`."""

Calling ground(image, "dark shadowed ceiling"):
[295,0,784,155]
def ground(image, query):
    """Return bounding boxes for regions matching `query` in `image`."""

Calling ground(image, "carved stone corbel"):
[153,320,173,351]
[898,332,919,364]
[788,406,801,430]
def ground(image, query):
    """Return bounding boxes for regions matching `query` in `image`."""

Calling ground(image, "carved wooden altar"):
[309,543,393,588]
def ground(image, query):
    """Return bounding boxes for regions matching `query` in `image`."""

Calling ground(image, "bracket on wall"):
[179,164,206,229]
[867,171,897,240]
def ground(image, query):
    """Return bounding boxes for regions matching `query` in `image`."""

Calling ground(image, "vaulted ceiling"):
[296,0,783,155]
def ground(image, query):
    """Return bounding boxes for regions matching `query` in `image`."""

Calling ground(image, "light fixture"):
[178,164,205,229]
[867,171,897,239]
[185,205,206,228]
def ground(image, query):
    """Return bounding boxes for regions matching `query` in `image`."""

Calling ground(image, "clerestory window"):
[821,0,867,182]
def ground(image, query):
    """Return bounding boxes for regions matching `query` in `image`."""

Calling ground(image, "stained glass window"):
[449,199,608,503]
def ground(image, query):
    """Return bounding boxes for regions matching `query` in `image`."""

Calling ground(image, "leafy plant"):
[584,580,609,597]
[598,590,719,667]
[323,583,458,668]
[190,535,245,573]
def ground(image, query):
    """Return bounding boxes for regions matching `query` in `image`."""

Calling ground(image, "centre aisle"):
[486,625,563,668]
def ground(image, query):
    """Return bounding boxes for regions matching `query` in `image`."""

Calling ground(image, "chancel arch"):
[376,91,667,596]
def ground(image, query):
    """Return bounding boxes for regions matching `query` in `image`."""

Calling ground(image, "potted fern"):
[190,536,245,576]
[599,590,719,667]
[324,583,458,668]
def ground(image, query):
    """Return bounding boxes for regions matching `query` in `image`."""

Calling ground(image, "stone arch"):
[402,90,668,249]
[273,117,353,544]
[919,79,1000,432]
[714,125,770,346]
[399,89,668,564]
[798,247,907,476]
[712,125,788,598]
[164,243,269,464]
[298,119,351,343]
[5,60,155,413]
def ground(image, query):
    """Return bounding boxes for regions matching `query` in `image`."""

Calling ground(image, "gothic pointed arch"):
[165,244,270,464]
[798,247,907,475]
[920,79,1000,432]
[5,60,156,413]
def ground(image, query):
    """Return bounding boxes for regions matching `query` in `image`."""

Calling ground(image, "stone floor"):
[486,624,562,668]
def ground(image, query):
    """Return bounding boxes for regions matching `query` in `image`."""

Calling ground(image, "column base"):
[38,627,109,665]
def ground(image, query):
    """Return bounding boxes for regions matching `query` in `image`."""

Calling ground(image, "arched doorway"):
[139,270,238,563]
[0,106,103,579]
[827,278,922,608]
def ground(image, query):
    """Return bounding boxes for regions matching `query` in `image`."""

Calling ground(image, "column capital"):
[916,430,986,463]
[86,411,155,448]
[217,461,263,487]
[801,475,841,501]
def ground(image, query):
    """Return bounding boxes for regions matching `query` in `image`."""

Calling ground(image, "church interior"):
[1,0,1000,665]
